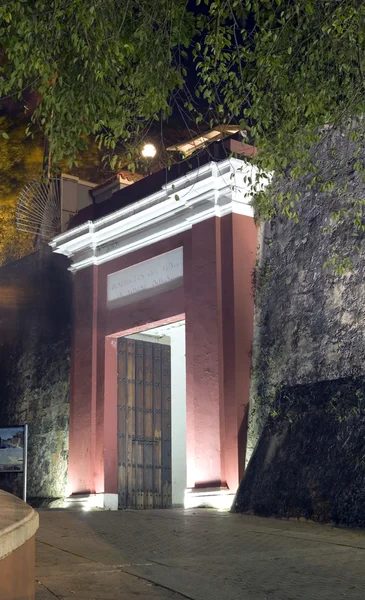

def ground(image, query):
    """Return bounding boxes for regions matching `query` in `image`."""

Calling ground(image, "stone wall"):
[0,248,71,503]
[236,377,365,526]
[239,129,365,525]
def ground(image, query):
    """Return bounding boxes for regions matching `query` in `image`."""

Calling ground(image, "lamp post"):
[141,143,157,175]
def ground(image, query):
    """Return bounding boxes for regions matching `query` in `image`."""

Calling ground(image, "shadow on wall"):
[233,377,365,527]
[0,247,72,503]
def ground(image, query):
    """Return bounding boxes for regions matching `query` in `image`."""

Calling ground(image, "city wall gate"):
[117,338,172,509]
[51,158,258,511]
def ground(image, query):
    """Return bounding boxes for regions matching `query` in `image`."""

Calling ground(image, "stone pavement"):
[36,507,365,600]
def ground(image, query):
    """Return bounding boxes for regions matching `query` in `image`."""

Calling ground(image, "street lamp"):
[141,143,157,159]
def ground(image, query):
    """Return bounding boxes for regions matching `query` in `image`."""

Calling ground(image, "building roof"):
[90,170,144,193]
[166,125,241,156]
[51,155,263,272]
[68,138,257,230]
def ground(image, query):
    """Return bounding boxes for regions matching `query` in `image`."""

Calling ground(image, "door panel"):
[135,341,145,509]
[161,345,172,508]
[126,340,135,508]
[117,337,172,509]
[143,342,154,509]
[152,345,162,508]
[117,338,127,508]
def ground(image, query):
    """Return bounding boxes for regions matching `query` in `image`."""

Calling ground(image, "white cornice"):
[50,158,265,272]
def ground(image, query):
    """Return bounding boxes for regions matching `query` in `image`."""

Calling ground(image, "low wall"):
[0,490,39,600]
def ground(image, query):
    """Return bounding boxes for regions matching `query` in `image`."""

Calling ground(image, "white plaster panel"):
[107,247,183,307]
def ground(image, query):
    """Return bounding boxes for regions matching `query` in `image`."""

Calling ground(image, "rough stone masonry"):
[0,248,71,504]
[237,128,365,526]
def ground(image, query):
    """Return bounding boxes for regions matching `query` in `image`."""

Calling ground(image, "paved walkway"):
[36,508,365,599]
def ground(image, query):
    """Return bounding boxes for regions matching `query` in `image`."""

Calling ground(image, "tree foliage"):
[0,117,43,264]
[195,0,365,196]
[0,116,105,265]
[0,0,194,168]
[0,1,365,208]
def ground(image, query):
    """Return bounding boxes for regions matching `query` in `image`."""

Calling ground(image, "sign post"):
[23,424,28,503]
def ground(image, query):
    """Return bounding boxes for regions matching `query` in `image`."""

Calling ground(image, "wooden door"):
[117,338,172,509]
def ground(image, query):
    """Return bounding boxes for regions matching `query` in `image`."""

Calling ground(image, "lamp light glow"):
[141,143,157,158]
[184,489,235,511]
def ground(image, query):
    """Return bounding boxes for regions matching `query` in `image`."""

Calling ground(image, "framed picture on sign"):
[0,427,25,473]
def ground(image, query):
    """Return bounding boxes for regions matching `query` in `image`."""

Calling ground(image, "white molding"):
[50,158,264,272]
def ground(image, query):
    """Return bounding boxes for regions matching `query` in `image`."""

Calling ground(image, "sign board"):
[107,247,183,307]
[0,427,25,473]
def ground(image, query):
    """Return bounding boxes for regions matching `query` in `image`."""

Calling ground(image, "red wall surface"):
[68,215,257,498]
